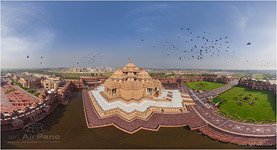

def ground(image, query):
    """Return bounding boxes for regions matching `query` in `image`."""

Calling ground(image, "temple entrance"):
[112,89,116,95]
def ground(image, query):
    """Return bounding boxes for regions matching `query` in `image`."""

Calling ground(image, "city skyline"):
[1,1,276,70]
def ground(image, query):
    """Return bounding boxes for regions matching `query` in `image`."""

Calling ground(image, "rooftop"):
[20,75,40,81]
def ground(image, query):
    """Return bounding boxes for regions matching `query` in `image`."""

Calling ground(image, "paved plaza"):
[181,82,276,137]
[83,81,276,145]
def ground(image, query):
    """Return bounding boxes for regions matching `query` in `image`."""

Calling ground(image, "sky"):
[1,1,276,70]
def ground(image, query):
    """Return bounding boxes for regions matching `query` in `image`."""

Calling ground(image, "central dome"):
[125,63,136,68]
[103,60,162,101]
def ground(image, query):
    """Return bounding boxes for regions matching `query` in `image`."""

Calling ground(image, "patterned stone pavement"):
[183,82,277,138]
[198,125,276,146]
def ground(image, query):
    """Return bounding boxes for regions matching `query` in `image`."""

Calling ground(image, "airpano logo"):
[23,123,46,133]
[7,123,61,144]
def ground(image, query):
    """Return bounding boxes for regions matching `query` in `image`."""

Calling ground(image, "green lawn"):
[231,73,247,79]
[253,73,266,81]
[212,97,222,104]
[186,81,225,91]
[214,86,276,123]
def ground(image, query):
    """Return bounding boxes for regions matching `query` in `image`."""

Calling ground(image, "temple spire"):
[128,57,132,63]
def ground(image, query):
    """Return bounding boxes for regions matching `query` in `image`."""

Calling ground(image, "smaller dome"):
[137,70,151,79]
[110,70,124,79]
[104,79,121,88]
[114,70,123,75]
[140,70,149,75]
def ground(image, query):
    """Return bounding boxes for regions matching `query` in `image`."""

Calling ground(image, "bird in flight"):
[247,42,251,45]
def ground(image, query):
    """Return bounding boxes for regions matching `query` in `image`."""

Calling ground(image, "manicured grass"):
[253,73,266,81]
[212,97,222,104]
[214,86,276,123]
[186,81,225,91]
[231,73,247,79]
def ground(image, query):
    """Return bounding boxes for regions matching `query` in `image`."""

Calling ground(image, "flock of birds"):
[26,51,103,66]
[136,27,273,68]
[138,27,253,64]
[26,55,44,65]
[25,26,274,68]
[75,52,103,65]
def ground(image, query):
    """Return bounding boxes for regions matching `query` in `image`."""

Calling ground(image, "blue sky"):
[1,1,276,69]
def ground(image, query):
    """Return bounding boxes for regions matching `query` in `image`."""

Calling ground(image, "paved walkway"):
[181,82,277,138]
[198,125,276,146]
[192,80,238,99]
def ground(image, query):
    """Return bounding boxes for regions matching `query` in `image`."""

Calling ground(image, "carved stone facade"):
[103,62,162,101]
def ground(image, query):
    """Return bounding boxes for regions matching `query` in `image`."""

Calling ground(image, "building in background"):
[17,75,42,89]
[41,76,63,90]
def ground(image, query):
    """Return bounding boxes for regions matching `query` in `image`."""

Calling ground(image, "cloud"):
[2,29,54,53]
[2,2,47,35]
[237,16,248,30]
[1,2,54,68]
[229,5,252,30]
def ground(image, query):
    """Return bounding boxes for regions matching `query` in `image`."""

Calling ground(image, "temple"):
[103,62,162,101]
[82,60,197,133]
